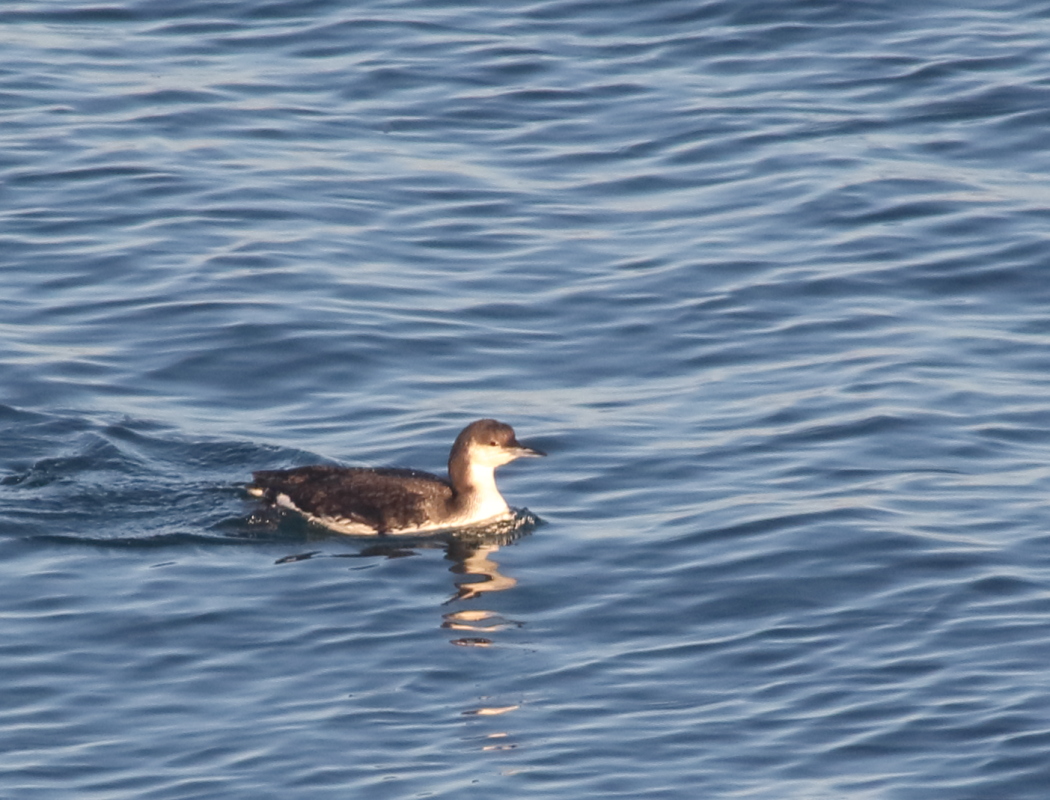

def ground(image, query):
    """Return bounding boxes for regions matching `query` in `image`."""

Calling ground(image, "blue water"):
[4,1,1050,797]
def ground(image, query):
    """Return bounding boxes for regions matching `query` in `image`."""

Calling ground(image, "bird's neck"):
[449,458,510,519]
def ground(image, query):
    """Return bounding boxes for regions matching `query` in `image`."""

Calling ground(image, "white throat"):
[461,461,511,520]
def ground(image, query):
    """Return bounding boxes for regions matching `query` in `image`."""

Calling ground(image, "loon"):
[247,419,545,535]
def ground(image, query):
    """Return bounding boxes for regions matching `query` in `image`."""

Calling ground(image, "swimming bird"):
[247,419,545,535]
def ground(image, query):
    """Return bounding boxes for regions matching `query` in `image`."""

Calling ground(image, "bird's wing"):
[251,466,451,533]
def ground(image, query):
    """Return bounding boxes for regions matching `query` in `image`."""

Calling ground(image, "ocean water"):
[4,0,1050,797]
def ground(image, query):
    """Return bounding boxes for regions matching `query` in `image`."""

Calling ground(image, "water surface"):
[3,1,1050,797]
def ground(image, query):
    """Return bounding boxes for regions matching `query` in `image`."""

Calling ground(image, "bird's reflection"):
[271,511,538,637]
[445,537,517,602]
[267,512,536,744]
